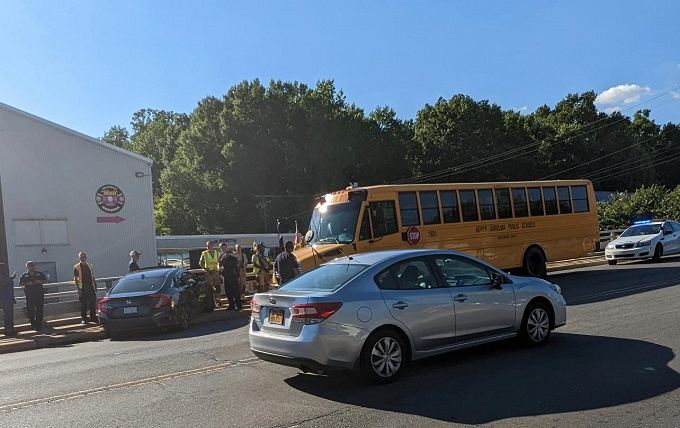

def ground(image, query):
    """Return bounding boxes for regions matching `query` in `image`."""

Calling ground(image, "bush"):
[597,185,680,229]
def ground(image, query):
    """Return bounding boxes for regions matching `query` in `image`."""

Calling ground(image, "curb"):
[548,256,607,273]
[0,306,250,356]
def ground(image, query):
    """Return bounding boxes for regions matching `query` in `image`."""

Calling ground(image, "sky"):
[1,1,679,138]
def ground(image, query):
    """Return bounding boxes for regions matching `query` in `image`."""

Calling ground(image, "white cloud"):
[595,84,652,106]
[604,106,621,114]
[672,91,680,100]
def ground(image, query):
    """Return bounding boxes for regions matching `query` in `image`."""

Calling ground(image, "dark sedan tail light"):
[150,294,173,308]
[97,297,111,313]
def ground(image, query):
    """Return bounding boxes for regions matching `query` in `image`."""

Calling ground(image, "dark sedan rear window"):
[111,271,168,294]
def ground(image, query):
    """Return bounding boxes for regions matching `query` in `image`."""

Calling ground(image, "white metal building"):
[0,102,157,282]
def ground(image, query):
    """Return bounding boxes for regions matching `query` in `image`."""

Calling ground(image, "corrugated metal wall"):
[0,104,157,281]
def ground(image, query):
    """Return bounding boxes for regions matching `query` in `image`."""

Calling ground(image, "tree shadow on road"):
[552,260,680,306]
[285,333,680,424]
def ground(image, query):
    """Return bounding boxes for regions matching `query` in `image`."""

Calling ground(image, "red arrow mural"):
[97,216,126,224]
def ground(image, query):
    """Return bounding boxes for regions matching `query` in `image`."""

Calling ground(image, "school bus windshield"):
[308,200,361,245]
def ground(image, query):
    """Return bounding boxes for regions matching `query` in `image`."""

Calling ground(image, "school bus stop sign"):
[406,226,421,246]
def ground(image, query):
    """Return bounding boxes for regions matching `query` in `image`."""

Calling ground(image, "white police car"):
[605,220,680,265]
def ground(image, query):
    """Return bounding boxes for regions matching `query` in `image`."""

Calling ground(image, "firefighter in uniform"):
[251,242,270,293]
[74,252,98,324]
[200,241,221,304]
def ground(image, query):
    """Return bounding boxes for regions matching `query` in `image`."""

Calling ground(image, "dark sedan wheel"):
[104,327,122,340]
[360,330,405,384]
[520,302,552,346]
[204,290,216,313]
[176,305,190,331]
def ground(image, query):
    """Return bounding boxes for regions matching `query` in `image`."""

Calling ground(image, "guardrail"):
[12,277,121,324]
[599,229,624,248]
[10,265,263,324]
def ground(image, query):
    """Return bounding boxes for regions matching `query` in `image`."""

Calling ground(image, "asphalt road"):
[1,257,680,427]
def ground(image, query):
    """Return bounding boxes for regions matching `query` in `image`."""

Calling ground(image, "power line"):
[583,148,673,182]
[585,151,680,184]
[393,87,679,185]
[539,127,673,180]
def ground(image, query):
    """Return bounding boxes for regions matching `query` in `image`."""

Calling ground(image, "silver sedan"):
[249,249,566,384]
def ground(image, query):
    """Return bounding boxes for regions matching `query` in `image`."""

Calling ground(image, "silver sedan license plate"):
[269,309,284,325]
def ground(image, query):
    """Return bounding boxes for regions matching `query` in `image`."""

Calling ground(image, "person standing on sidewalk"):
[0,264,17,336]
[219,243,241,311]
[234,244,247,299]
[19,261,47,331]
[129,250,141,272]
[274,241,301,285]
[252,242,270,293]
[73,252,98,325]
[200,242,221,302]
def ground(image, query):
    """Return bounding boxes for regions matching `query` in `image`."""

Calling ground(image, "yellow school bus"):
[293,180,599,277]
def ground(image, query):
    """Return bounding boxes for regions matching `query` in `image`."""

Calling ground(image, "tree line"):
[102,79,680,234]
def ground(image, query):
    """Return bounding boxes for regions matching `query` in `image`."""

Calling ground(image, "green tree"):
[129,109,190,197]
[101,125,130,150]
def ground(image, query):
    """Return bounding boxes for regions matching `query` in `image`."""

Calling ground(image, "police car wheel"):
[607,260,617,265]
[652,244,663,262]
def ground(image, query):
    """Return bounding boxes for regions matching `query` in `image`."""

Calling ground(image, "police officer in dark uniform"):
[219,243,241,311]
[19,261,47,331]
[274,241,301,285]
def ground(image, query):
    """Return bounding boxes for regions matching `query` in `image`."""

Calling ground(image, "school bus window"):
[511,188,529,217]
[495,188,512,219]
[359,210,372,240]
[420,191,441,225]
[571,185,589,213]
[543,187,558,215]
[527,187,544,216]
[460,190,479,222]
[440,190,460,223]
[369,201,398,237]
[478,189,496,221]
[557,186,572,214]
[398,192,420,226]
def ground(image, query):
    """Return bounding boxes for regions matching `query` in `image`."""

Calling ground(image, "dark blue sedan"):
[98,267,216,338]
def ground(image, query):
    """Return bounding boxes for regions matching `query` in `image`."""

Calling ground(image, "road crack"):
[269,407,350,428]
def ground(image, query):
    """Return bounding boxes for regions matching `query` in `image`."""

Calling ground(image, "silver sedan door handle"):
[453,294,468,302]
[392,301,408,310]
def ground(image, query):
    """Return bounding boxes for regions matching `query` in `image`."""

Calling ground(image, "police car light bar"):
[632,219,652,225]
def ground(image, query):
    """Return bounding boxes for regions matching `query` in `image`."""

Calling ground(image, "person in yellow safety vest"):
[200,241,222,305]
[251,242,270,293]
[73,252,98,325]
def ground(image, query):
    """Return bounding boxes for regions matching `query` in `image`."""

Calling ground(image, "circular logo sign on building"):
[406,225,421,246]
[95,184,125,213]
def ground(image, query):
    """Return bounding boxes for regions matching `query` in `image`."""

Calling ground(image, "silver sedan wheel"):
[527,307,550,342]
[371,336,402,378]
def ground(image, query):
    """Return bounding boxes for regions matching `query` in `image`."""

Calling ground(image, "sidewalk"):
[547,254,606,272]
[0,300,251,356]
